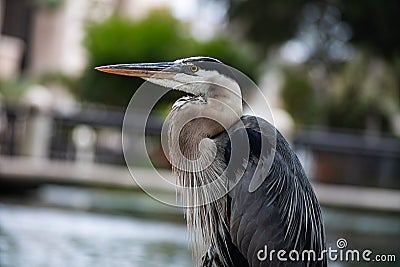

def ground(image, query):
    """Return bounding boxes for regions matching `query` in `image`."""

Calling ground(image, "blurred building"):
[0,0,173,77]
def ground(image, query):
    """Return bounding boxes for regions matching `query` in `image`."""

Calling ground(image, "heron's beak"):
[95,62,178,79]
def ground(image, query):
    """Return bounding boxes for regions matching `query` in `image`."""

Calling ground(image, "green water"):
[0,185,399,267]
[0,204,193,267]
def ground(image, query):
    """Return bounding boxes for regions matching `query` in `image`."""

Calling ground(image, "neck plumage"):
[167,116,230,265]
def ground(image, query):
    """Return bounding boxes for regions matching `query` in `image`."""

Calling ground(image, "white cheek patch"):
[145,75,206,95]
[172,73,208,95]
[173,73,198,84]
[145,77,182,90]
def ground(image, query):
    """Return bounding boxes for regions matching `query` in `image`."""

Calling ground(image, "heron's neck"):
[168,116,229,265]
[177,118,223,159]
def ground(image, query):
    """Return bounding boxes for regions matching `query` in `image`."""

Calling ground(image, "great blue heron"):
[96,56,326,267]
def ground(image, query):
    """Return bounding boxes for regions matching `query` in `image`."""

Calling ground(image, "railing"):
[294,127,400,189]
[0,103,165,166]
[1,103,399,189]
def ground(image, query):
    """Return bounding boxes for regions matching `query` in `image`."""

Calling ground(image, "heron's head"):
[95,56,243,117]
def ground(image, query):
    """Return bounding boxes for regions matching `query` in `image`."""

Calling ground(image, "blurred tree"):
[281,67,320,125]
[222,0,400,59]
[80,10,258,107]
[278,51,399,133]
[337,0,400,60]
[221,0,400,133]
[0,76,35,101]
[328,52,398,132]
[224,0,305,51]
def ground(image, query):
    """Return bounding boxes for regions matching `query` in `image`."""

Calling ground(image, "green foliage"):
[35,0,64,10]
[80,11,258,107]
[327,53,399,131]
[281,67,320,125]
[226,0,305,52]
[337,0,400,60]
[223,0,400,132]
[223,0,400,60]
[281,52,399,132]
[0,76,35,102]
[39,72,80,92]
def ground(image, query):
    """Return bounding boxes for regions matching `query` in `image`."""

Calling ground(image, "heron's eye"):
[190,65,199,73]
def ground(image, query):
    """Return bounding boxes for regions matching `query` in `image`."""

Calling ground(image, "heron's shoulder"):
[230,115,275,133]
[233,115,277,143]
[239,115,291,146]
[211,115,277,145]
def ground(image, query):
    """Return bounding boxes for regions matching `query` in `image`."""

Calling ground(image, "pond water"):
[0,186,399,267]
[0,204,193,267]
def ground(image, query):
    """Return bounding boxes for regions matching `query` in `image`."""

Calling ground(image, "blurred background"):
[0,0,399,266]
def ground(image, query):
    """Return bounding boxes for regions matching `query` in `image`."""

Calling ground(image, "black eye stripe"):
[181,56,222,64]
[176,56,237,81]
